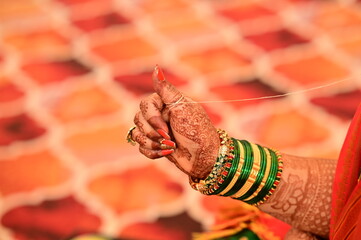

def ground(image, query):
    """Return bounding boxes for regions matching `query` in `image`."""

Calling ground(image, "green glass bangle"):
[246,148,279,205]
[247,149,278,205]
[232,140,255,199]
[222,140,248,196]
[269,149,280,182]
[212,138,240,195]
[223,139,253,196]
[238,144,267,200]
[260,149,281,201]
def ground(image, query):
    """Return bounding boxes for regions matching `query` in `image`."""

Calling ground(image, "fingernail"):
[157,129,171,140]
[160,149,174,156]
[155,64,165,81]
[160,139,176,148]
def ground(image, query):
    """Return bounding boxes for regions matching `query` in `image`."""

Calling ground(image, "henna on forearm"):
[285,228,322,240]
[258,154,337,239]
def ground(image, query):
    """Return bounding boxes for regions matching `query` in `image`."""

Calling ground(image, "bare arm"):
[259,154,337,239]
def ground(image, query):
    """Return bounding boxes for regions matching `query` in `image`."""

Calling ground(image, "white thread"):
[165,76,353,105]
[167,95,185,109]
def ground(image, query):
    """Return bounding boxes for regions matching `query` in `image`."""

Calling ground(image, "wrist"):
[189,152,219,180]
[189,130,221,180]
[197,142,220,179]
[189,130,283,207]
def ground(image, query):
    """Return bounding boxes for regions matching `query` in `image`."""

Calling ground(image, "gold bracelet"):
[243,146,272,201]
[252,149,283,206]
[231,142,261,199]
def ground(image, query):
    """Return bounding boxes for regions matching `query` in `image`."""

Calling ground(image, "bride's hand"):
[131,66,220,179]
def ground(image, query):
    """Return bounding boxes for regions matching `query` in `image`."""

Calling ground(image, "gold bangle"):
[252,149,283,206]
[231,142,261,198]
[243,146,272,201]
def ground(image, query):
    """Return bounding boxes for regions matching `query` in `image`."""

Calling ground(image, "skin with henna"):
[260,155,336,239]
[132,65,336,239]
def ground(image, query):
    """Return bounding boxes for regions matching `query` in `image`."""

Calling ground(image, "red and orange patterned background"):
[1,0,361,239]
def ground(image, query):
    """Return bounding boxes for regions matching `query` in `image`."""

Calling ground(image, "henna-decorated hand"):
[132,66,220,179]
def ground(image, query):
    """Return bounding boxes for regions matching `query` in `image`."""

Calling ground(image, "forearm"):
[258,154,337,239]
[189,135,336,238]
[285,228,323,240]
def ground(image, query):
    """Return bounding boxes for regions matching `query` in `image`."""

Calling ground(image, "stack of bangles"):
[189,129,283,206]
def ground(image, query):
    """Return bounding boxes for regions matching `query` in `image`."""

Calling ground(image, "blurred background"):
[1,0,361,239]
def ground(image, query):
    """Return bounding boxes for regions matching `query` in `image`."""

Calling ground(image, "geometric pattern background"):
[1,0,361,239]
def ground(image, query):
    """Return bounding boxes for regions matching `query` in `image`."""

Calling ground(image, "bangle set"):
[190,129,283,206]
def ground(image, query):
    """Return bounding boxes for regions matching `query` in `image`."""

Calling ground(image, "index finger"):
[140,93,171,140]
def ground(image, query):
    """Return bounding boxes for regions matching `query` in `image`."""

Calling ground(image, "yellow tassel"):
[212,214,254,231]
[192,203,281,240]
[249,222,281,240]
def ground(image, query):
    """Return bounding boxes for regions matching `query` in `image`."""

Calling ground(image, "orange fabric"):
[330,104,361,240]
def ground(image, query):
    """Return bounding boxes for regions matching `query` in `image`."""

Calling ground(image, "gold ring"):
[126,126,137,146]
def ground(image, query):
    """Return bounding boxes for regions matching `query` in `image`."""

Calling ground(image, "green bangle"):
[238,143,267,200]
[246,148,278,205]
[223,139,253,196]
[232,140,255,198]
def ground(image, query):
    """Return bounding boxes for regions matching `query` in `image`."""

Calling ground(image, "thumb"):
[153,65,183,104]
